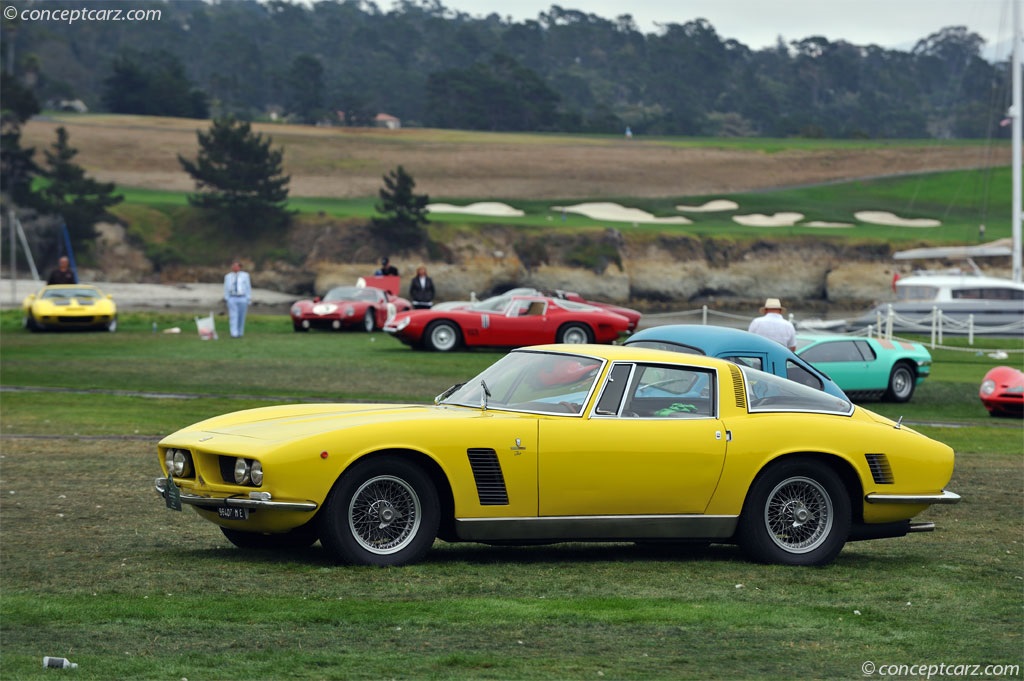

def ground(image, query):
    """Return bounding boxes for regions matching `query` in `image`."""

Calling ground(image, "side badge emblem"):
[510,438,526,454]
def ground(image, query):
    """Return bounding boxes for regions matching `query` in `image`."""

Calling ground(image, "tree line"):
[1,0,1012,139]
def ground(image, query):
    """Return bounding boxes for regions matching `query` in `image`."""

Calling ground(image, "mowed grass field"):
[1,311,1021,680]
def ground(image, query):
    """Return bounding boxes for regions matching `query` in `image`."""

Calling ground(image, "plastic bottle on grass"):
[43,656,78,669]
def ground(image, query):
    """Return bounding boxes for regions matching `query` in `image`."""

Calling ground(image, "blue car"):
[624,325,848,400]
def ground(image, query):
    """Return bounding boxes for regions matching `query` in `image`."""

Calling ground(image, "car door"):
[799,340,873,391]
[537,362,728,516]
[481,299,553,347]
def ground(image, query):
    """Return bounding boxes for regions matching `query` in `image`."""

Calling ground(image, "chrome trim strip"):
[865,490,961,505]
[454,514,737,541]
[155,478,318,512]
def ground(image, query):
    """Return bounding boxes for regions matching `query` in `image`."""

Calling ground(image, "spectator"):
[375,257,399,276]
[47,256,76,285]
[223,260,251,338]
[409,265,435,309]
[748,297,796,351]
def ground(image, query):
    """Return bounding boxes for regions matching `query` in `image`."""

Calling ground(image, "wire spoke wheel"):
[348,475,422,555]
[763,476,833,553]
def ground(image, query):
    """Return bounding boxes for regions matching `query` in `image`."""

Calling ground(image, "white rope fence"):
[643,304,1024,355]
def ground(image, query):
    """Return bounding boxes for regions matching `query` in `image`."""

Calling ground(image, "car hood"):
[162,402,485,445]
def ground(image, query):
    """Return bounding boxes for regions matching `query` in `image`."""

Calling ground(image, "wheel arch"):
[337,448,457,541]
[555,321,594,343]
[740,451,866,526]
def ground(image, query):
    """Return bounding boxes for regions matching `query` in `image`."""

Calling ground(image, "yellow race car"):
[22,284,118,332]
[154,344,960,567]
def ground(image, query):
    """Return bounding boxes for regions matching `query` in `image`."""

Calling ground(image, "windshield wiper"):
[434,382,465,405]
[480,379,491,410]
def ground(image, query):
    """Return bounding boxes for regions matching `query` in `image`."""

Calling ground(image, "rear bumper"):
[865,490,961,505]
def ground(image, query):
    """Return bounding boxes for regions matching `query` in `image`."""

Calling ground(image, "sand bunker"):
[552,202,693,224]
[426,202,525,217]
[854,211,941,228]
[675,199,739,212]
[732,212,804,227]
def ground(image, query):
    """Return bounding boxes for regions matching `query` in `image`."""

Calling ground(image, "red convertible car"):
[383,295,632,351]
[290,285,411,332]
[979,366,1024,417]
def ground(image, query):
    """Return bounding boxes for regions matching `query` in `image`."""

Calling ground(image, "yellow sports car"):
[154,344,960,567]
[22,284,118,332]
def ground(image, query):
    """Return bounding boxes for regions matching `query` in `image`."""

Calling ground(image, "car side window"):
[801,341,861,363]
[786,360,823,390]
[594,363,634,416]
[721,355,763,370]
[853,340,877,361]
[622,364,716,418]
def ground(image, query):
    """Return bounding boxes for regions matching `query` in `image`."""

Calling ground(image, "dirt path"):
[22,116,1005,200]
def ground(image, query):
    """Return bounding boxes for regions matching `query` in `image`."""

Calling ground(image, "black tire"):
[24,314,41,332]
[557,323,592,344]
[220,522,319,550]
[736,458,850,566]
[363,308,376,332]
[293,321,308,332]
[884,363,916,402]
[318,456,440,566]
[425,320,461,352]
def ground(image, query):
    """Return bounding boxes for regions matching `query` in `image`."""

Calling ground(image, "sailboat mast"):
[1014,0,1022,282]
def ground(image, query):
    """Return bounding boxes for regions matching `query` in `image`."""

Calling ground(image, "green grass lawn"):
[1,314,1021,679]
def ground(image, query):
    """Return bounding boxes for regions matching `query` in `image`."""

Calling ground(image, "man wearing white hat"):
[748,297,796,351]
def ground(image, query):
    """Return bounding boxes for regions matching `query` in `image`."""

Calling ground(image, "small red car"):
[290,285,411,332]
[384,295,632,351]
[979,366,1024,418]
[434,288,642,331]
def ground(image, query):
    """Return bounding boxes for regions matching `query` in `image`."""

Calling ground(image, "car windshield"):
[741,366,853,415]
[324,287,377,302]
[42,288,100,300]
[438,350,604,415]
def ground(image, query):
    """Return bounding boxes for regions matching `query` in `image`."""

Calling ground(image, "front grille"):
[467,449,509,505]
[57,316,96,323]
[865,453,894,484]
[728,364,746,409]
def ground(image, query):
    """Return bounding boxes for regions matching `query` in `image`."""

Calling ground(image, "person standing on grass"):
[748,297,796,351]
[223,260,252,338]
[409,265,435,309]
[47,256,76,285]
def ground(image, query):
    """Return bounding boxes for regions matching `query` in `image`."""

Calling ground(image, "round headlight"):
[291,304,302,317]
[980,379,996,396]
[165,450,175,474]
[171,449,191,477]
[234,458,251,484]
[250,461,263,486]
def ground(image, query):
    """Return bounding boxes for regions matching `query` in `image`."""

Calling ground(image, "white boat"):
[851,253,1024,333]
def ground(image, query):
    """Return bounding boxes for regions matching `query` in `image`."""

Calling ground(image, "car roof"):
[519,343,734,371]
[627,324,790,353]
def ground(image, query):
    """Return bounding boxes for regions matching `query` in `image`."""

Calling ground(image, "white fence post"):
[701,305,708,325]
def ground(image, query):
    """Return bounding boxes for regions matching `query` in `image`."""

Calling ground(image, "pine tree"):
[178,117,291,232]
[371,165,429,250]
[38,127,123,253]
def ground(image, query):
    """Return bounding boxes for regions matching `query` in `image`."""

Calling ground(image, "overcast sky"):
[434,0,1018,58]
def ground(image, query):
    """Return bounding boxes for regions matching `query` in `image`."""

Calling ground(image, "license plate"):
[217,507,249,521]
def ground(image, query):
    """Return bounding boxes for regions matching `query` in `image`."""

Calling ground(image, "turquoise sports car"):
[795,334,931,403]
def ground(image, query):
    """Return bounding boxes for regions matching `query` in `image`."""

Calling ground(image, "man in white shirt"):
[748,297,796,350]
[223,260,252,338]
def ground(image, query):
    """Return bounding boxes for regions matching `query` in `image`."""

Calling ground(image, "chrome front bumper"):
[865,490,961,505]
[154,477,318,512]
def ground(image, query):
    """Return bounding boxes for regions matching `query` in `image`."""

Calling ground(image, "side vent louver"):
[865,453,895,484]
[728,364,747,409]
[467,449,510,505]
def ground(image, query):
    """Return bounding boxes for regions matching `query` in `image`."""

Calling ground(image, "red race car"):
[383,295,632,351]
[979,365,1024,418]
[434,288,642,331]
[290,285,411,332]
